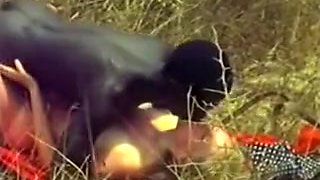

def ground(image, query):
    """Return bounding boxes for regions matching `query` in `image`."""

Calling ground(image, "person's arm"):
[0,60,54,168]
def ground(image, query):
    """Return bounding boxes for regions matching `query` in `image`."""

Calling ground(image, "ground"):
[2,0,320,179]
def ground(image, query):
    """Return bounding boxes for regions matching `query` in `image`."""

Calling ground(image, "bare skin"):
[0,60,233,179]
[94,106,234,178]
[0,60,55,168]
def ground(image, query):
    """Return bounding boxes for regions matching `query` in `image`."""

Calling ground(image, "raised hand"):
[0,60,54,168]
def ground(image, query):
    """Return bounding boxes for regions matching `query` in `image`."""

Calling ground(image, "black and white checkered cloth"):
[244,141,320,180]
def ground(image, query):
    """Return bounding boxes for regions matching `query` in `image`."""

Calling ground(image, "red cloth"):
[0,147,47,180]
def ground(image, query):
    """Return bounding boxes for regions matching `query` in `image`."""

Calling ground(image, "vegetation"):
[3,0,320,179]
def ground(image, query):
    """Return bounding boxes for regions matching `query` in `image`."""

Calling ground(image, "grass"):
[3,0,320,179]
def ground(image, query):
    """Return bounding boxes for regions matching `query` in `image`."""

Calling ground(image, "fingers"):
[0,63,29,88]
[0,64,20,80]
[14,59,28,75]
[0,60,34,89]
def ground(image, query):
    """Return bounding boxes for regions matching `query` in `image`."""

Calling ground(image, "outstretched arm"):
[0,71,9,131]
[0,60,54,168]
